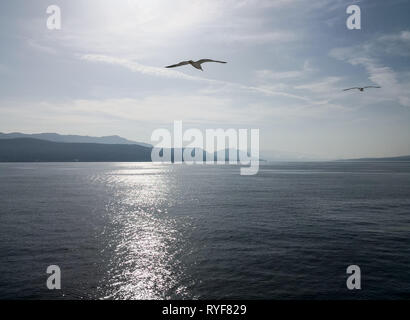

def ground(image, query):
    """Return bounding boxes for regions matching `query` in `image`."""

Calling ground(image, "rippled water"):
[0,162,409,299]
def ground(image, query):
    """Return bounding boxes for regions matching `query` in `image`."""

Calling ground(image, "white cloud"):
[218,31,297,45]
[375,30,410,57]
[0,96,270,127]
[32,0,315,60]
[295,76,342,93]
[69,96,252,124]
[27,39,57,55]
[232,0,298,8]
[81,54,199,81]
[330,42,410,107]
[0,88,348,136]
[379,30,410,43]
[81,54,313,102]
[256,61,314,80]
[252,61,348,108]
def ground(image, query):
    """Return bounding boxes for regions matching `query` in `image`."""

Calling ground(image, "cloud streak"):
[80,54,312,102]
[330,40,410,107]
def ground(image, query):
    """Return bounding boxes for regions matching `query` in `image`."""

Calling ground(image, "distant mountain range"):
[0,137,258,162]
[0,138,152,162]
[342,155,410,162]
[0,133,408,162]
[0,132,152,148]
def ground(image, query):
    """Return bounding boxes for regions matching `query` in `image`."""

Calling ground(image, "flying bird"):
[165,59,227,71]
[343,86,381,92]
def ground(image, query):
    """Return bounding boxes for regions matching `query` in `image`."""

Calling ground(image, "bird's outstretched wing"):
[197,59,227,65]
[343,87,360,91]
[363,86,381,89]
[165,61,191,68]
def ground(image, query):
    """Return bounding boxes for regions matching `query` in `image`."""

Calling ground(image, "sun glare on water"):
[97,163,188,300]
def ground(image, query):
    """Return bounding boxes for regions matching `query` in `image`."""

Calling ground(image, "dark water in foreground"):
[0,162,409,300]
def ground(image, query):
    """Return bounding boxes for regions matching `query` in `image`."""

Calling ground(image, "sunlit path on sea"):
[1,162,410,300]
[95,163,192,300]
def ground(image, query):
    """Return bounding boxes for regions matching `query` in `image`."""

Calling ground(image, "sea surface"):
[0,162,409,300]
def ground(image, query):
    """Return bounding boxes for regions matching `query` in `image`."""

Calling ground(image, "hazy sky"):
[1,0,410,159]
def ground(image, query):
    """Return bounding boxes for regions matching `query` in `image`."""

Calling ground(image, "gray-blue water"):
[0,162,409,300]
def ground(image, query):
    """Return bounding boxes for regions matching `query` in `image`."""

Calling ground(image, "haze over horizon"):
[1,0,410,159]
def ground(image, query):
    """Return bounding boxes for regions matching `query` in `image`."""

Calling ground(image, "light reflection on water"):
[1,162,410,299]
[97,163,188,300]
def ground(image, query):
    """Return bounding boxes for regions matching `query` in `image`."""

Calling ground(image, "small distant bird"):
[165,59,227,71]
[343,86,381,92]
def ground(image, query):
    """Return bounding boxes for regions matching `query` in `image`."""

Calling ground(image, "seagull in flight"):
[343,86,381,92]
[165,59,227,71]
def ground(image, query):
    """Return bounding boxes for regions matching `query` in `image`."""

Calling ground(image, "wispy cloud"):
[253,60,348,109]
[295,76,342,93]
[81,54,198,81]
[80,54,312,102]
[218,31,298,45]
[255,61,314,80]
[378,30,410,43]
[46,0,303,59]
[330,39,410,107]
[27,39,57,55]
[375,30,410,56]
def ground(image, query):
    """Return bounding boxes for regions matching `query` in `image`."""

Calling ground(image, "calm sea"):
[0,162,409,299]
